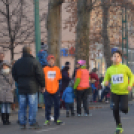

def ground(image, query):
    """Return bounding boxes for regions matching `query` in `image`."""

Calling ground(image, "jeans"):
[1,103,11,113]
[18,93,38,125]
[100,86,110,101]
[93,89,98,102]
[45,91,60,121]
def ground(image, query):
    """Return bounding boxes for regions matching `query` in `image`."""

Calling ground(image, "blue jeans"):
[1,103,11,113]
[93,89,98,102]
[18,93,38,125]
[100,87,110,101]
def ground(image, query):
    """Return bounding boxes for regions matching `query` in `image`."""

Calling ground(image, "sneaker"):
[66,111,69,117]
[50,116,54,121]
[84,113,88,117]
[44,120,50,126]
[115,124,124,134]
[20,124,26,129]
[55,120,65,125]
[77,114,81,117]
[29,122,40,129]
[105,101,109,103]
[84,113,92,117]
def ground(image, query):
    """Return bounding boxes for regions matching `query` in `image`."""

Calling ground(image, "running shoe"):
[55,120,65,125]
[44,120,50,126]
[115,124,124,134]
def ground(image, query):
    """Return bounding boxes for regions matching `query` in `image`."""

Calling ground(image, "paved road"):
[0,103,134,134]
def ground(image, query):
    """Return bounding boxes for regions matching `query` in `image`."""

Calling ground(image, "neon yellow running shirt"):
[104,63,134,95]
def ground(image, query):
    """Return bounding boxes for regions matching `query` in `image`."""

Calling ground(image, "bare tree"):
[101,0,112,67]
[0,0,48,60]
[47,0,64,66]
[0,0,35,60]
[75,0,98,69]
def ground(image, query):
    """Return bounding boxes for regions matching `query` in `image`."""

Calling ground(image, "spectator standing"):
[90,68,99,102]
[43,55,64,125]
[0,61,15,125]
[74,60,92,116]
[12,46,45,129]
[60,62,71,109]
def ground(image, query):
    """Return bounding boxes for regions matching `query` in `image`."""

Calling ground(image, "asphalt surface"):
[0,102,134,134]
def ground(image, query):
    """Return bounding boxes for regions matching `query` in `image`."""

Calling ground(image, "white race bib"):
[47,71,56,80]
[112,74,124,84]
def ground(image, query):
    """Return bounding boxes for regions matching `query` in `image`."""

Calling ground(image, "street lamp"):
[34,0,41,58]
[122,7,128,65]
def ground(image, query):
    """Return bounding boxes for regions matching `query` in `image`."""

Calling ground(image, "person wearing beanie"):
[60,61,71,109]
[0,61,15,125]
[43,54,64,125]
[74,60,92,117]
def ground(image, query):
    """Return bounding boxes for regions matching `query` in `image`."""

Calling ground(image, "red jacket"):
[90,72,99,89]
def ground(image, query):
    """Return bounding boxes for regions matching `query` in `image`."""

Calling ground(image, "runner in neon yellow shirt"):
[104,50,134,134]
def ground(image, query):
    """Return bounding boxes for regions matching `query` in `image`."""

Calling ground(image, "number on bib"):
[112,74,124,84]
[48,71,56,80]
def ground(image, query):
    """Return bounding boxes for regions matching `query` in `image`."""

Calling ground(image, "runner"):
[43,54,64,125]
[103,50,134,134]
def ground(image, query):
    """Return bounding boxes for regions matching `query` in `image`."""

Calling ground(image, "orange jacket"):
[43,66,62,94]
[78,69,89,88]
[76,69,90,90]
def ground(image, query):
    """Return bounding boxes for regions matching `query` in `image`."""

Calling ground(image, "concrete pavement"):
[0,102,134,134]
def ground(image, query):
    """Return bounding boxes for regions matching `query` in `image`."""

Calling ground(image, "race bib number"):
[47,71,56,80]
[112,74,124,84]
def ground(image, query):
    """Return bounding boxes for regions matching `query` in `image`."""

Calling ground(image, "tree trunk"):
[10,42,14,61]
[47,0,63,67]
[75,0,91,69]
[101,1,112,67]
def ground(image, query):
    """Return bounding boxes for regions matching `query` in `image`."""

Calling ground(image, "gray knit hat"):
[2,60,11,68]
[41,43,48,51]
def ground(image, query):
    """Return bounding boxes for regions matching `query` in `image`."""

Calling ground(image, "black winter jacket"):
[12,54,45,94]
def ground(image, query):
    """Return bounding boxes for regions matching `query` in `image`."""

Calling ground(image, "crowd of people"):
[0,46,133,134]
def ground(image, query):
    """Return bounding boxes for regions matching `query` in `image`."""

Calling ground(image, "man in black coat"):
[12,46,45,129]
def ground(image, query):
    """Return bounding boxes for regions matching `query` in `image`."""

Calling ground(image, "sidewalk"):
[9,100,134,115]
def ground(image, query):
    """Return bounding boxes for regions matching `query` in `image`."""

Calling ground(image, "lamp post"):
[34,0,41,58]
[122,7,128,65]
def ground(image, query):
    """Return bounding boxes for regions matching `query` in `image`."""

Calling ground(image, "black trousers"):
[65,103,74,114]
[45,91,60,122]
[76,89,89,114]
[112,93,128,126]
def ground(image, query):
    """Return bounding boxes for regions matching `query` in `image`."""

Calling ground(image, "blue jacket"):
[62,87,74,103]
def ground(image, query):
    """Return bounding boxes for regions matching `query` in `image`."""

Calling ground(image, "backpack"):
[37,50,48,67]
